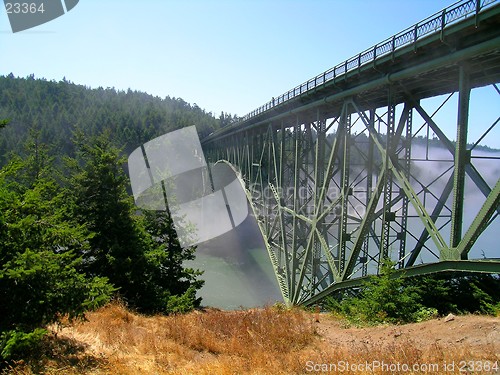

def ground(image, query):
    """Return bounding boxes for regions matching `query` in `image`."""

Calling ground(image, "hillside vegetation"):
[3,301,499,375]
[0,75,220,363]
[0,74,229,164]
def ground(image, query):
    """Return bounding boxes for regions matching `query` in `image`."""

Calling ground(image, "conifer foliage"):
[0,129,114,360]
[0,94,206,360]
[67,131,204,313]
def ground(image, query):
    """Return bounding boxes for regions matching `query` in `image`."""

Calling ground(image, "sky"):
[0,0,499,147]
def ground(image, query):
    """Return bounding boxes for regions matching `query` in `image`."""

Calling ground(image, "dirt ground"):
[7,305,498,374]
[314,313,499,355]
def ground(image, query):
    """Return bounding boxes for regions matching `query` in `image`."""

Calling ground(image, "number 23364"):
[5,3,45,14]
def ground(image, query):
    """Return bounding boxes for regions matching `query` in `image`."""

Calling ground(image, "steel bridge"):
[202,0,500,306]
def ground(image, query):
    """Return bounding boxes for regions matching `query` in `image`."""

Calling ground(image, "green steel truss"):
[202,0,500,305]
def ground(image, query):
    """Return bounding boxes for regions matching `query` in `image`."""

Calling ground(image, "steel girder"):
[205,79,500,306]
[202,1,500,304]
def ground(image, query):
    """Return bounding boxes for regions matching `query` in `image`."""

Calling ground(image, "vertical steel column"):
[229,135,233,163]
[278,121,291,287]
[313,110,327,290]
[450,64,471,257]
[234,134,240,167]
[244,130,251,181]
[279,121,285,193]
[304,122,312,219]
[338,102,352,274]
[248,130,254,185]
[362,109,375,276]
[266,124,273,235]
[270,123,285,278]
[258,131,264,194]
[304,122,313,296]
[398,106,412,268]
[381,90,396,264]
[290,117,301,300]
[251,129,259,186]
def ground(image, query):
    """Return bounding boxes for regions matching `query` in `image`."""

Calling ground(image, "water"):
[187,212,282,309]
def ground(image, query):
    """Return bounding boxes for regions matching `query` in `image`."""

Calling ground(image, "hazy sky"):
[1,0,499,147]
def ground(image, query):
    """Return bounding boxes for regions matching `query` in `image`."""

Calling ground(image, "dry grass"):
[3,302,498,374]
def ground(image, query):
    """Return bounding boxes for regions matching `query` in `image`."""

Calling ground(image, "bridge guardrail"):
[237,0,497,124]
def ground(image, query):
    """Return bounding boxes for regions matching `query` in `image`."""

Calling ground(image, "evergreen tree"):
[0,129,114,360]
[68,131,151,304]
[68,131,203,313]
[144,210,204,313]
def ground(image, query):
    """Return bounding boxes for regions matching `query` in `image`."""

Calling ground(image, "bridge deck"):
[203,0,500,144]
[201,0,500,305]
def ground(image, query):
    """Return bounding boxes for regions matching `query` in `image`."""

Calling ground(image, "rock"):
[444,313,455,322]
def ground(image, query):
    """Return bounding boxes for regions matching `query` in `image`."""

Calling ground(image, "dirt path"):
[315,313,499,355]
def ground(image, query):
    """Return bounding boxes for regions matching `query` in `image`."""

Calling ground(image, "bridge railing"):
[239,0,497,123]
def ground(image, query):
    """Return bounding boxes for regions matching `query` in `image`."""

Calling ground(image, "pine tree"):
[0,130,114,360]
[144,210,204,313]
[68,131,203,313]
[68,131,151,305]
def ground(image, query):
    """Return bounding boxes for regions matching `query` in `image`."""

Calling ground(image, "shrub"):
[409,272,500,315]
[326,259,424,325]
[166,286,198,314]
[326,260,500,325]
[0,329,47,360]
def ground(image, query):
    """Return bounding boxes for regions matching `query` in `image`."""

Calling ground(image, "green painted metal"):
[455,178,500,258]
[398,105,412,268]
[205,33,500,145]
[339,103,351,275]
[343,170,385,280]
[410,97,500,216]
[450,64,471,252]
[406,175,455,267]
[303,260,500,307]
[202,0,500,305]
[351,99,450,255]
[380,91,395,263]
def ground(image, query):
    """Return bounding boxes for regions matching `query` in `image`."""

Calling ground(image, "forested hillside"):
[0,74,225,362]
[0,74,227,164]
